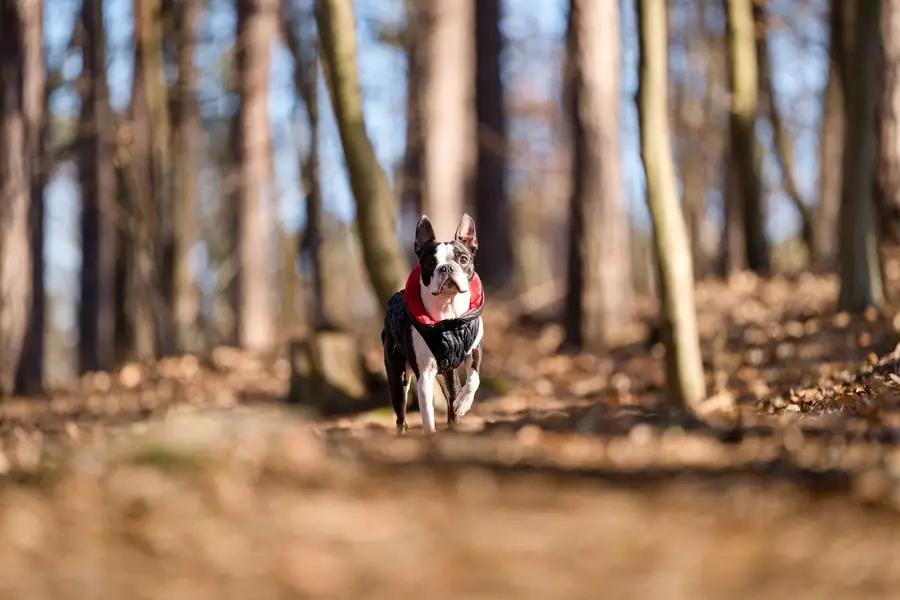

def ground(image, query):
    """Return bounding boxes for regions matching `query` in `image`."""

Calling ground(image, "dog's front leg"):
[416,367,437,433]
[454,345,482,419]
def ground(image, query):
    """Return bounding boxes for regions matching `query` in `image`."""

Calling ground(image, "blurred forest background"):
[7,2,900,595]
[0,0,894,407]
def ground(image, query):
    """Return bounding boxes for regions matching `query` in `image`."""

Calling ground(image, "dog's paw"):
[453,390,476,418]
[396,421,408,434]
[454,373,480,418]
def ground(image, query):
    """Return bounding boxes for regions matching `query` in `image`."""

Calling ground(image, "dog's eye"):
[458,255,469,265]
[425,258,436,269]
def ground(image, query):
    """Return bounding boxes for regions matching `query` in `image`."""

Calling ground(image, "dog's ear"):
[455,213,478,253]
[414,215,436,256]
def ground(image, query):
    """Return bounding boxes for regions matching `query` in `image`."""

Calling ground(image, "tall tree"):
[282,2,331,329]
[724,0,769,273]
[815,0,845,268]
[636,0,706,412]
[562,0,634,351]
[0,0,35,396]
[473,0,513,292]
[14,0,45,394]
[421,0,474,238]
[168,0,203,352]
[78,0,119,372]
[838,0,884,311]
[317,0,408,305]
[877,0,900,245]
[125,0,171,360]
[755,3,815,258]
[233,0,277,351]
[400,0,424,222]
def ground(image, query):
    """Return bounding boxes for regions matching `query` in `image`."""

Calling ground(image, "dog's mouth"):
[433,276,468,296]
[433,279,460,295]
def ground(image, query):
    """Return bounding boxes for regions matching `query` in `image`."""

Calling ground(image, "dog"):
[381,213,485,433]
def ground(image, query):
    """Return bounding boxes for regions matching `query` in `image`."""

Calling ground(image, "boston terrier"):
[381,213,485,433]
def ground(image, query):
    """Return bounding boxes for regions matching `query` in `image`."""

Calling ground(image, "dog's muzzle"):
[431,264,470,295]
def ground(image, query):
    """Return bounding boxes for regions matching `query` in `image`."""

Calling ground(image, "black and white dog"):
[382,214,485,433]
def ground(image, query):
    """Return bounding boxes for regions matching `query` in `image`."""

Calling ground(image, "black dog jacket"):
[383,265,485,374]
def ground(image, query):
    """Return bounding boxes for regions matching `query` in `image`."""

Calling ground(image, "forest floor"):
[3,270,900,598]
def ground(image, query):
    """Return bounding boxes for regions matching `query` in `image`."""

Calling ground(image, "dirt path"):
[3,274,900,597]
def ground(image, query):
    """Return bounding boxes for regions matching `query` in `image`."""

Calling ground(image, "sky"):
[39,0,828,341]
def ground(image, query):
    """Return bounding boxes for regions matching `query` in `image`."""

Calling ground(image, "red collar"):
[403,265,485,326]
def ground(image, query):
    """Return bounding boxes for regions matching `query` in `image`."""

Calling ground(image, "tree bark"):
[636,0,706,412]
[838,0,885,311]
[755,2,815,257]
[877,0,900,245]
[14,0,45,394]
[474,0,513,292]
[169,0,202,353]
[78,0,119,372]
[234,0,277,351]
[401,0,424,221]
[420,0,474,239]
[724,0,769,274]
[282,8,332,330]
[125,0,170,361]
[317,0,409,306]
[815,0,845,269]
[562,0,634,351]
[0,0,33,396]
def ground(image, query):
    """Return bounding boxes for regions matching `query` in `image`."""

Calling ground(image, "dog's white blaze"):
[434,242,454,266]
[411,327,438,433]
[454,316,483,418]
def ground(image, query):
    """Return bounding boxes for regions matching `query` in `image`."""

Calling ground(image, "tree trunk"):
[14,0,45,395]
[401,0,424,222]
[421,0,474,238]
[125,0,170,361]
[562,0,634,351]
[815,0,845,269]
[317,0,409,306]
[78,0,119,372]
[233,0,277,351]
[838,0,885,312]
[0,0,33,396]
[282,8,332,330]
[755,2,815,257]
[636,0,706,412]
[724,0,769,274]
[877,0,900,245]
[169,0,202,353]
[474,0,513,293]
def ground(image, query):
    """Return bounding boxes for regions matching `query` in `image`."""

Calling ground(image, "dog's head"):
[414,213,478,296]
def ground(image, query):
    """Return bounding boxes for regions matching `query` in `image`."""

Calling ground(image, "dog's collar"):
[403,264,485,327]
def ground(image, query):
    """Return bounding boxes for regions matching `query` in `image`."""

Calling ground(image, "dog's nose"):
[438,264,452,274]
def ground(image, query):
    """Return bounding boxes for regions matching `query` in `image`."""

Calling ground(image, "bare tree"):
[233,0,277,351]
[421,0,474,238]
[838,0,885,311]
[14,0,45,394]
[78,0,119,371]
[282,5,332,329]
[877,0,900,245]
[317,0,408,305]
[724,0,769,273]
[474,0,513,292]
[401,0,424,222]
[0,0,35,396]
[168,0,203,352]
[815,0,845,268]
[755,3,815,257]
[562,0,634,351]
[636,0,706,412]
